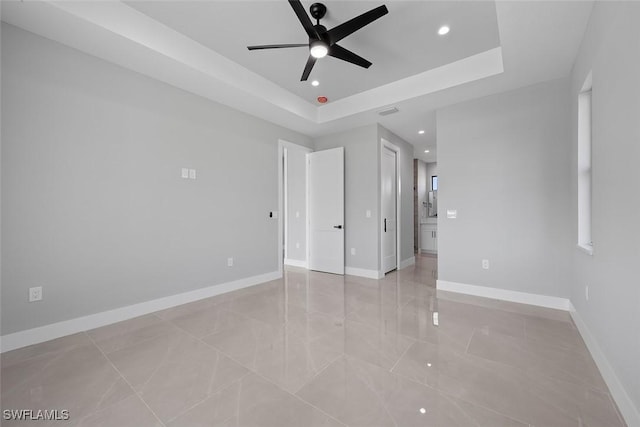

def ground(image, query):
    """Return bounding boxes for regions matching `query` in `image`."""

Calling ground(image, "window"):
[577,73,592,254]
[431,175,438,191]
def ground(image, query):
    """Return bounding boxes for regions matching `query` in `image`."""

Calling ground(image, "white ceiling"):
[125,1,500,102]
[1,1,594,161]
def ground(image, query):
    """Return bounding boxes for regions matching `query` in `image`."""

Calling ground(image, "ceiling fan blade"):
[301,55,317,81]
[289,0,319,40]
[326,5,388,45]
[328,44,372,69]
[247,44,308,50]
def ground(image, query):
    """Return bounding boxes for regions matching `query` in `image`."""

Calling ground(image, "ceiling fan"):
[247,0,388,81]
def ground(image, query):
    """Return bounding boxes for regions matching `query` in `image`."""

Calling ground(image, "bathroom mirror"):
[428,191,437,217]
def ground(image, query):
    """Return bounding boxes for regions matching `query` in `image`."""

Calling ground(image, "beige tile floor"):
[1,254,626,426]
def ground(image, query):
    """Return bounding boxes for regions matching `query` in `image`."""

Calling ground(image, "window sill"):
[577,243,594,256]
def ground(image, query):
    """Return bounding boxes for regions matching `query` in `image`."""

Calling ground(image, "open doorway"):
[414,160,438,255]
[278,140,312,275]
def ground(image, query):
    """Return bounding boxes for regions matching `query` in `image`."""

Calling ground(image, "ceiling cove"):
[1,1,503,129]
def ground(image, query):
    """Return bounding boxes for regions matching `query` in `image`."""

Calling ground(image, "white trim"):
[283,147,289,261]
[399,256,415,269]
[380,139,402,274]
[569,303,640,427]
[345,267,384,279]
[1,271,280,353]
[419,249,437,255]
[284,258,308,269]
[576,243,594,256]
[436,280,571,311]
[305,151,310,274]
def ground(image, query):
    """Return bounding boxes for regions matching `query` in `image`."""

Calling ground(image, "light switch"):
[189,169,197,180]
[181,168,189,179]
[295,211,300,218]
[366,210,371,218]
[446,209,457,219]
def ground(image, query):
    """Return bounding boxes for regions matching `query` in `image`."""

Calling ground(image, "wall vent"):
[378,107,399,116]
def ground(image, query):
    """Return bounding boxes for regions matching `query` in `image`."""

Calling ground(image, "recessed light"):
[418,130,425,134]
[311,80,320,87]
[438,25,450,36]
[419,408,427,414]
[424,150,430,153]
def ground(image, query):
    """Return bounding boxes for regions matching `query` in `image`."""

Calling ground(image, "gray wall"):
[285,146,308,263]
[314,125,379,272]
[377,125,415,265]
[437,78,572,298]
[0,24,312,335]
[569,2,640,414]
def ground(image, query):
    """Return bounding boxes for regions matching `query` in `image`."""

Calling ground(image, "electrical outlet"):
[189,169,197,180]
[181,168,189,179]
[351,248,356,255]
[227,257,233,267]
[29,286,43,302]
[482,259,490,269]
[585,285,589,301]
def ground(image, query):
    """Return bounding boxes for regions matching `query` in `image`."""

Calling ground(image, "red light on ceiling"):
[317,96,328,104]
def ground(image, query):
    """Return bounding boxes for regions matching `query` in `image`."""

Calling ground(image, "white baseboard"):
[399,256,415,269]
[284,258,308,269]
[569,303,640,427]
[436,280,571,311]
[0,271,281,353]
[345,267,383,279]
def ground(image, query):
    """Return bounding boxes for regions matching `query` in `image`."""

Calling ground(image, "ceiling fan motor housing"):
[312,24,329,44]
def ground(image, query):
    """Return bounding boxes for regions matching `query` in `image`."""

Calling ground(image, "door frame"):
[379,139,402,275]
[278,140,312,276]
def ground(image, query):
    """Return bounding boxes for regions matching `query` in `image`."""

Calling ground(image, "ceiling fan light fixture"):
[310,40,329,58]
[248,1,388,81]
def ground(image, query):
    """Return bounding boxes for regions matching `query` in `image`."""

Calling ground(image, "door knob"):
[333,225,343,229]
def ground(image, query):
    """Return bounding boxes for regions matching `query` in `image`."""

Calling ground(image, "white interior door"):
[382,146,397,273]
[308,147,344,275]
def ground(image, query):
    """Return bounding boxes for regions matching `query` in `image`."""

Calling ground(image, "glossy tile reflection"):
[1,254,626,426]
